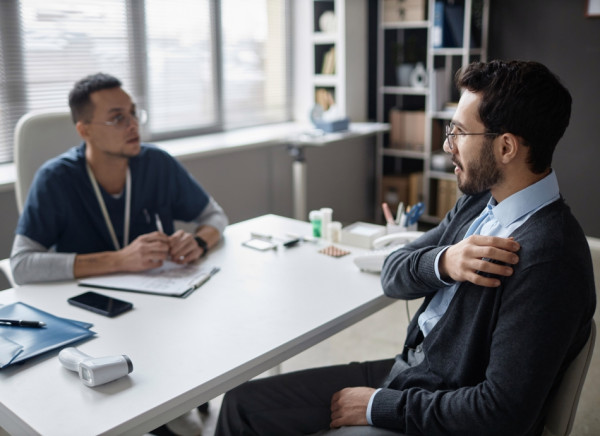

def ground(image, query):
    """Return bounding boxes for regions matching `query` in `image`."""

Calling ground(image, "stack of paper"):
[79,261,220,298]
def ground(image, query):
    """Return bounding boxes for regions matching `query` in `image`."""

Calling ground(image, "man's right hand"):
[116,231,170,271]
[73,231,170,278]
[439,235,520,287]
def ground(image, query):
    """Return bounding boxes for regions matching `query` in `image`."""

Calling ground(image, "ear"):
[75,121,89,140]
[497,133,520,164]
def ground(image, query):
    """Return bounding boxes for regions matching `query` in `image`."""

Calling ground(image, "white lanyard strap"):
[86,163,131,251]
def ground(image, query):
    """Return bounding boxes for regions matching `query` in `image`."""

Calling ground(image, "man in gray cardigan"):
[215,60,596,436]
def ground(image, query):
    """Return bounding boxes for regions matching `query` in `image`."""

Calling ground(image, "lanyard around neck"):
[86,162,131,251]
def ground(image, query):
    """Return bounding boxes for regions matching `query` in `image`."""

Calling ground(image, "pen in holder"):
[382,201,423,234]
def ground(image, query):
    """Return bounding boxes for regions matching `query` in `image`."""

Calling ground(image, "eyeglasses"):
[445,123,498,150]
[88,109,148,130]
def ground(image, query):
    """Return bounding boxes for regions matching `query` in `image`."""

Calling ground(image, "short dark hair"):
[68,72,122,123]
[456,60,572,174]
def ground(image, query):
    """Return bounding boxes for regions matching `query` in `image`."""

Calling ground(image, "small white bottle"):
[328,221,342,243]
[320,207,333,240]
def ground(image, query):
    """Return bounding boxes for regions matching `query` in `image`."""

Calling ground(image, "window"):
[221,0,290,128]
[0,0,291,164]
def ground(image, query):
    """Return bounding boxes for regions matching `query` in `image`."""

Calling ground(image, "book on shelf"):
[383,0,426,22]
[321,46,336,75]
[381,173,424,218]
[433,1,478,49]
[389,109,425,151]
[432,1,445,48]
[408,172,424,206]
[444,3,464,47]
[444,102,458,112]
[315,88,335,111]
[432,69,450,112]
[381,175,410,213]
[436,178,458,220]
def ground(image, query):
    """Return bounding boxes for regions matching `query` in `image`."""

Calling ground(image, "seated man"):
[11,72,227,436]
[11,72,228,285]
[215,60,596,436]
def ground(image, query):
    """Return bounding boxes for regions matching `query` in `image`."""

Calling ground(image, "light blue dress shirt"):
[367,170,560,425]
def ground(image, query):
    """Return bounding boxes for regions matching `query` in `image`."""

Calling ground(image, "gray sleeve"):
[10,234,76,285]
[192,196,229,235]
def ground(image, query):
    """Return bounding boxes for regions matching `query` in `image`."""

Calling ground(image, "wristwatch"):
[194,236,209,257]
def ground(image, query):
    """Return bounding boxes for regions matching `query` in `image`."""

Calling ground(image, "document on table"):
[78,261,220,298]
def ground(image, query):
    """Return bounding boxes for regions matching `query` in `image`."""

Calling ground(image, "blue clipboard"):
[0,302,96,368]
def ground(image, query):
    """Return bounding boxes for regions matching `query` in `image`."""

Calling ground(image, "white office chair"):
[542,319,596,436]
[0,109,81,289]
[0,258,14,289]
[13,109,81,214]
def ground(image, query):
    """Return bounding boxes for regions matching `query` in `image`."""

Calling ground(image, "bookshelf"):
[311,0,367,122]
[375,0,489,224]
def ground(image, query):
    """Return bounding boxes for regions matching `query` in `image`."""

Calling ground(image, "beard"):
[455,138,503,195]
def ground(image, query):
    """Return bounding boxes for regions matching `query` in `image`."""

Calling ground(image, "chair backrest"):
[14,109,81,214]
[542,319,596,436]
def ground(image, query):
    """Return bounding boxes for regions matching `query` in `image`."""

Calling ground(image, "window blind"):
[0,0,290,164]
[145,0,218,136]
[221,0,291,128]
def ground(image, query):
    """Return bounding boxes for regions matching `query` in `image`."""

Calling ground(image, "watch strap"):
[194,236,209,257]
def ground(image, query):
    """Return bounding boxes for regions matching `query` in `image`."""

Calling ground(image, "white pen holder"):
[387,222,417,234]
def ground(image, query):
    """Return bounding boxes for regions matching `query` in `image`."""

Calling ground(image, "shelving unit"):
[375,0,489,224]
[310,0,367,122]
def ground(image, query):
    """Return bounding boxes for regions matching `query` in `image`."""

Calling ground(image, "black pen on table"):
[0,319,46,328]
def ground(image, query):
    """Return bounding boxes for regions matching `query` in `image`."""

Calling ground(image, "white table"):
[0,215,392,435]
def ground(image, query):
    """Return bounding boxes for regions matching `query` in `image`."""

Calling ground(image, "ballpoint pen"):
[0,319,46,328]
[191,267,220,290]
[395,202,405,225]
[251,232,300,247]
[155,213,164,233]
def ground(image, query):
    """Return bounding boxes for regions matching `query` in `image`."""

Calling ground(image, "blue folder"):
[0,302,96,368]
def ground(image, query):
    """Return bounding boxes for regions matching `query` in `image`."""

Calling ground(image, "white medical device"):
[59,347,133,387]
[353,231,424,273]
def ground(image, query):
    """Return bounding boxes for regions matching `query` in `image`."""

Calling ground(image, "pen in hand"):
[0,319,46,328]
[155,213,164,233]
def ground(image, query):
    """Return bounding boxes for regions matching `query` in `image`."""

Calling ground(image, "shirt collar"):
[487,170,560,227]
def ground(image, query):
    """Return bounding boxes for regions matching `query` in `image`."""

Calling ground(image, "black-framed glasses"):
[88,109,148,130]
[445,123,498,150]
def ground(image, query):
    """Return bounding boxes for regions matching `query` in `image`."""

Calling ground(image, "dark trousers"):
[215,359,406,436]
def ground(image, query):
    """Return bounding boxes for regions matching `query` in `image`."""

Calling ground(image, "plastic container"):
[309,210,322,238]
[328,221,342,243]
[320,207,333,240]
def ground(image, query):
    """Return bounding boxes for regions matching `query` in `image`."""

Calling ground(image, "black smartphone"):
[68,291,133,318]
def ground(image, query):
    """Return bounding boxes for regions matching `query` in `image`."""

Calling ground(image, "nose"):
[443,137,453,154]
[126,119,138,134]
